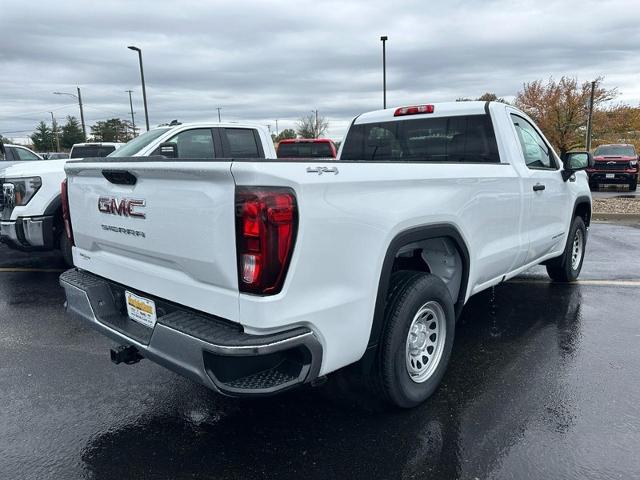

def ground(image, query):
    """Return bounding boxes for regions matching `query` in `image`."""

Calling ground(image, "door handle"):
[533,183,546,191]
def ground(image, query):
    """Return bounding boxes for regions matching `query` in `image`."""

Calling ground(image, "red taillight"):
[61,179,74,246]
[394,104,435,116]
[235,187,297,295]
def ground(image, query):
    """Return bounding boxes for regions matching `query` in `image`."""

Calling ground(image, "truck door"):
[510,113,572,263]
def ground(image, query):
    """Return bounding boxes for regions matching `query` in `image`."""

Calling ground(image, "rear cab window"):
[277,142,335,158]
[70,145,116,158]
[340,114,499,162]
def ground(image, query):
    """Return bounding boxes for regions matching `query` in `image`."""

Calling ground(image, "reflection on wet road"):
[0,223,639,479]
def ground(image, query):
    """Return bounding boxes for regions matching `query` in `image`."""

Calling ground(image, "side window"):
[510,114,556,169]
[14,147,41,161]
[225,128,260,158]
[161,128,215,159]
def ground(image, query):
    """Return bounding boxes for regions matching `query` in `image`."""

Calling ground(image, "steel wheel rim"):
[571,229,584,270]
[405,301,447,384]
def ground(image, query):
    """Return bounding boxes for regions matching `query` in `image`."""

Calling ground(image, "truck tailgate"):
[64,160,239,322]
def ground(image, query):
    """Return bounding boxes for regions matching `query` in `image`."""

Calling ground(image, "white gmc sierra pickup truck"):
[60,102,593,408]
[0,123,274,266]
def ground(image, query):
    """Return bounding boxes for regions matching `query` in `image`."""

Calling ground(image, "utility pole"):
[52,88,86,140]
[275,119,279,136]
[216,107,222,123]
[380,35,388,109]
[126,89,136,136]
[49,112,60,152]
[127,46,150,131]
[76,87,86,139]
[585,80,596,151]
[311,109,319,137]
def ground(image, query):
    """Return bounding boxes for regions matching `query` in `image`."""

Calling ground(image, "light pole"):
[380,36,388,109]
[49,111,60,151]
[125,89,136,136]
[53,87,86,139]
[216,107,222,123]
[585,80,596,151]
[275,119,279,136]
[127,45,150,131]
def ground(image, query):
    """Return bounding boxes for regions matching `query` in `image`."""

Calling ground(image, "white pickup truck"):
[60,102,593,408]
[0,123,274,265]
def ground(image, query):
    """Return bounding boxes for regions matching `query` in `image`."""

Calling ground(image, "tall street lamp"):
[380,36,388,109]
[53,87,86,139]
[128,45,150,131]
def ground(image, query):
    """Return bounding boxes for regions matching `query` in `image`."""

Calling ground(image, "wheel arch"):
[573,195,591,228]
[367,224,470,351]
[43,194,62,217]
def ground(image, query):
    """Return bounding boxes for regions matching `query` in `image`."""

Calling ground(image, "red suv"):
[276,138,337,159]
[587,144,638,191]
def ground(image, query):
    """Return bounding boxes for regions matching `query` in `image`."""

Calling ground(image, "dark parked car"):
[587,144,638,191]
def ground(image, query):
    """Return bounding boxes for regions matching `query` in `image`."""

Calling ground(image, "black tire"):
[59,231,74,266]
[375,272,455,408]
[589,182,598,191]
[629,181,637,192]
[546,216,586,282]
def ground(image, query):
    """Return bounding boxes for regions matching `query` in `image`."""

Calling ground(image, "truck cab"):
[1,144,43,168]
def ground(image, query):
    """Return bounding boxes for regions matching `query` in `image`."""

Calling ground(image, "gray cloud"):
[1,0,639,142]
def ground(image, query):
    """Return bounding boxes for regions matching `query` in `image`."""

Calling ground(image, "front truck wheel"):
[375,272,455,408]
[630,179,637,192]
[546,216,586,282]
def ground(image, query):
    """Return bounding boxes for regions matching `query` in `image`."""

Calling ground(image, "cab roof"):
[354,101,489,124]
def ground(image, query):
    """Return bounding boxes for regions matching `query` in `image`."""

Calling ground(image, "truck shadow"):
[79,281,584,480]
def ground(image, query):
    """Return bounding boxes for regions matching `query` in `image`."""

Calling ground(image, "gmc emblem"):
[98,197,146,219]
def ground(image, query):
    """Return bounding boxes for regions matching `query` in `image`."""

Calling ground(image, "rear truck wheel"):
[546,216,586,282]
[376,272,455,408]
[59,231,73,267]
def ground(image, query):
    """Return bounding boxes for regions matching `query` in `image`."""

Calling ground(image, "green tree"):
[296,113,329,138]
[90,118,134,142]
[61,116,85,148]
[30,121,54,151]
[272,128,297,143]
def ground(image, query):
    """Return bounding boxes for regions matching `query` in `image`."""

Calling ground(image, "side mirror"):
[156,142,178,159]
[562,151,593,181]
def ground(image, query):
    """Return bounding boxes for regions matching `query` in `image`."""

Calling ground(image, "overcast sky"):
[1,0,639,143]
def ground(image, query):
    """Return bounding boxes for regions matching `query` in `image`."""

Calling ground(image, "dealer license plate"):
[606,174,615,179]
[125,291,157,328]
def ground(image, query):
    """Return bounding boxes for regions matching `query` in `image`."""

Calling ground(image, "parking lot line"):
[0,267,66,273]
[509,279,640,287]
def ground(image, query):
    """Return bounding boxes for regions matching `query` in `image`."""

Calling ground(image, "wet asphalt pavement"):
[1,222,639,480]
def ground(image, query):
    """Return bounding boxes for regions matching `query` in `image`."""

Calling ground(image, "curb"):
[592,213,640,223]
